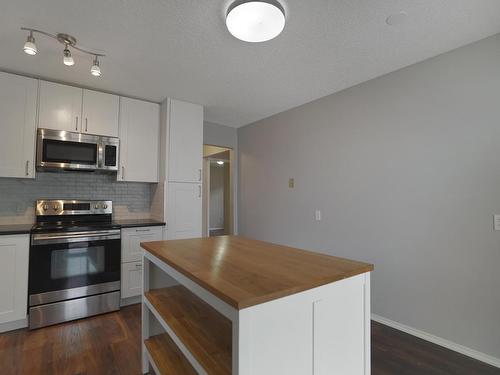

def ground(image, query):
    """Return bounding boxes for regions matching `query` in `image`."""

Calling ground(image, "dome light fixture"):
[226,0,286,43]
[63,46,75,66]
[21,27,105,77]
[23,31,37,55]
[217,160,225,165]
[90,56,101,77]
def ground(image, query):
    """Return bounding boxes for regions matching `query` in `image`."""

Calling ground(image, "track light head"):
[63,46,74,66]
[91,56,101,77]
[23,31,37,55]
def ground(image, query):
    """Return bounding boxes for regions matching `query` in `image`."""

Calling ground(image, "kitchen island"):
[140,236,373,375]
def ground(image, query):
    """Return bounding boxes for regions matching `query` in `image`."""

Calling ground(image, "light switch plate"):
[288,178,295,188]
[494,215,500,231]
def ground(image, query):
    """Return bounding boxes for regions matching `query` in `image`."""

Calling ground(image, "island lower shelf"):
[141,236,373,375]
[145,333,197,374]
[144,286,232,375]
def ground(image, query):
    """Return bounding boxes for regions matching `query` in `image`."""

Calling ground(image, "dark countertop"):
[0,219,165,235]
[0,224,34,235]
[113,219,166,229]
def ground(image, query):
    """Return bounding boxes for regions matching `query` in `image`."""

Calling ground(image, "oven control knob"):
[94,204,99,209]
[42,204,48,211]
[53,204,59,211]
[103,204,108,209]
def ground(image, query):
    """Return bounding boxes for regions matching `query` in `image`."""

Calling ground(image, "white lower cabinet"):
[121,226,163,299]
[0,235,29,327]
[121,261,144,299]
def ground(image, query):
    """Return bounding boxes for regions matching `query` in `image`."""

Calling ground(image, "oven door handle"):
[32,230,121,245]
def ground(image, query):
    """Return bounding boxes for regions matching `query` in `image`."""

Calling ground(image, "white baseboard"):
[372,314,500,369]
[0,317,28,333]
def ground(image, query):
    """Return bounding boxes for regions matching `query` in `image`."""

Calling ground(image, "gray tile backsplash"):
[0,172,155,224]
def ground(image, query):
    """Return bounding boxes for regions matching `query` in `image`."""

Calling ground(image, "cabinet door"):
[121,226,163,263]
[39,80,82,132]
[166,183,202,240]
[82,89,119,137]
[0,73,38,178]
[118,98,160,182]
[121,262,143,299]
[0,235,29,324]
[168,99,203,183]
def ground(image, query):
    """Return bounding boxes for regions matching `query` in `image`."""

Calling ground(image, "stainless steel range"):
[29,199,121,329]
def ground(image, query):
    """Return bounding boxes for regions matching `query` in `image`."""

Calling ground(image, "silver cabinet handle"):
[198,185,202,198]
[198,168,202,181]
[135,229,150,232]
[121,166,125,179]
[75,116,79,131]
[85,118,88,132]
[135,263,142,269]
[25,160,29,176]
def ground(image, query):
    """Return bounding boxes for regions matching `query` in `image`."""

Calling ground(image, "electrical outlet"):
[315,209,321,221]
[494,215,500,231]
[288,178,295,188]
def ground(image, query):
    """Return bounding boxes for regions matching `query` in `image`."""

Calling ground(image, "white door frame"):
[202,145,234,237]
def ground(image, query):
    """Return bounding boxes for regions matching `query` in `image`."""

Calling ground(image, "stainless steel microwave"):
[36,128,119,172]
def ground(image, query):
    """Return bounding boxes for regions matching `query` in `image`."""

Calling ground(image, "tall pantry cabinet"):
[160,99,203,240]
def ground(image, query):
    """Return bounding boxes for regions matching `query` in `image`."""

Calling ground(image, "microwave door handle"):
[98,144,103,169]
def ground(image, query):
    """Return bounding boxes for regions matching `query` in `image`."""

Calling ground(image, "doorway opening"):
[202,145,234,237]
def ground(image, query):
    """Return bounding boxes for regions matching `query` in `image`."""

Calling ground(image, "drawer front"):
[121,226,163,263]
[121,262,143,299]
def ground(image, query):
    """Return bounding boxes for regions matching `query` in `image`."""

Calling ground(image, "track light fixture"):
[21,27,105,77]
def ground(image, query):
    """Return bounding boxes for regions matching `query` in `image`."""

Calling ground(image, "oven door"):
[29,230,121,306]
[36,128,100,171]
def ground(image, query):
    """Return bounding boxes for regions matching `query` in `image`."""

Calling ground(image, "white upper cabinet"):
[118,97,160,182]
[168,99,203,183]
[39,82,119,137]
[39,81,82,132]
[0,73,38,178]
[82,89,119,137]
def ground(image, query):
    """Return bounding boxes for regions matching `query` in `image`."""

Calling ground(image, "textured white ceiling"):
[1,0,500,127]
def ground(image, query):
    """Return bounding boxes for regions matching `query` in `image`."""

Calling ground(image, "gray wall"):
[238,34,500,358]
[204,121,237,149]
[204,121,239,233]
[0,172,154,224]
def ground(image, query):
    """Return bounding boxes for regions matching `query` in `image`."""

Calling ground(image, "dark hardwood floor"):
[372,321,500,375]
[0,304,498,375]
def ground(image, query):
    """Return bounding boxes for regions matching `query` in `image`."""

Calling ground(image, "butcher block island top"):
[140,235,373,310]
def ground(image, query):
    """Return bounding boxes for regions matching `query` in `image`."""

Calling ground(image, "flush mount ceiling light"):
[217,160,225,165]
[226,0,286,43]
[21,27,105,77]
